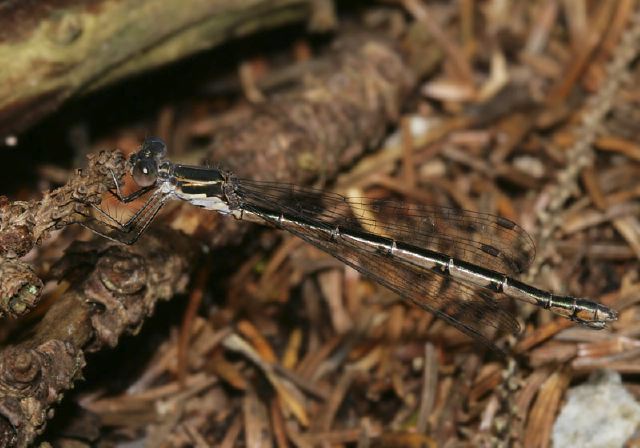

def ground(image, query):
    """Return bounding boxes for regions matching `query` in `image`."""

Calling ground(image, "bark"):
[0,227,197,447]
[0,150,126,318]
[208,31,417,183]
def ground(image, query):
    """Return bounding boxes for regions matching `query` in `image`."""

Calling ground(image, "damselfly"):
[83,138,618,350]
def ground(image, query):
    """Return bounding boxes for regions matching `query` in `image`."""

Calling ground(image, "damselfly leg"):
[87,183,157,228]
[82,185,168,245]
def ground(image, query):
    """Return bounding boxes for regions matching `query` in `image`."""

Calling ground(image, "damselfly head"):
[129,137,167,187]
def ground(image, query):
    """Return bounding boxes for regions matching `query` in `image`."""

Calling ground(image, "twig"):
[0,150,126,318]
[177,266,209,385]
[0,259,42,319]
[0,226,197,447]
[205,31,417,184]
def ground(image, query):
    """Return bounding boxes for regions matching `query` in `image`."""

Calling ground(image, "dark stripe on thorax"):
[174,164,224,182]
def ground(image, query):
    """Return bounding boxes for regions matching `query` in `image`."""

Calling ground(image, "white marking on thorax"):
[189,196,231,214]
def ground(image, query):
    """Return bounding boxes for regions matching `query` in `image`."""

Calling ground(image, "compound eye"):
[143,137,167,157]
[132,160,158,187]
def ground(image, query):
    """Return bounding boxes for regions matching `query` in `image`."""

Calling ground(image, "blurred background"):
[0,1,639,447]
